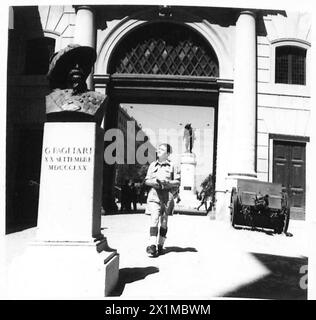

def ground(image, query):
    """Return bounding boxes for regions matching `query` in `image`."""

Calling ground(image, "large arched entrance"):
[97,21,221,212]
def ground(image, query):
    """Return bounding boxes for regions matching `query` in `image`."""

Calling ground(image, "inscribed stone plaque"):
[37,122,103,242]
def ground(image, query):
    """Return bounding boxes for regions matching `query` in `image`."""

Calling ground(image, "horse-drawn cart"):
[230,179,290,234]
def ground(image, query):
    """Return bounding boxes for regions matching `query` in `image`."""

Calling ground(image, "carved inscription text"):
[44,146,93,171]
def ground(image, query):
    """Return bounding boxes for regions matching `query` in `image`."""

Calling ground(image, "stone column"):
[229,11,257,178]
[74,5,96,90]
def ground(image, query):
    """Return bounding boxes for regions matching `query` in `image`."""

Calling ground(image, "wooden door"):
[273,140,306,219]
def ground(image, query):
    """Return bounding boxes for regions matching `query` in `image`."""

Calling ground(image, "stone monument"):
[179,124,200,209]
[7,44,119,298]
[45,44,105,123]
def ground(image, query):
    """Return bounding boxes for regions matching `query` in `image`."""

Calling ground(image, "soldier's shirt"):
[145,159,180,204]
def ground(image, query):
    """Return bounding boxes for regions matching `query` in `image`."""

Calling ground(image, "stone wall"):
[256,12,311,182]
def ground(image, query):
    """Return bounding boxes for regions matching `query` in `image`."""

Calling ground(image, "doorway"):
[120,103,215,196]
[272,137,307,219]
[101,84,219,212]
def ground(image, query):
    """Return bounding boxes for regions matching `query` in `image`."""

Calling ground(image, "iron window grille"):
[109,23,219,77]
[275,46,306,85]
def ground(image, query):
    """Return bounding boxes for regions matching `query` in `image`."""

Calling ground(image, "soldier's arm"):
[161,165,181,189]
[164,180,180,189]
[145,179,161,189]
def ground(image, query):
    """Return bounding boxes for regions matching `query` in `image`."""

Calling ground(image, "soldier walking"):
[144,143,180,257]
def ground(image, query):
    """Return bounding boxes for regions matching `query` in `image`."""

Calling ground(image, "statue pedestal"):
[7,123,119,298]
[37,122,105,242]
[179,152,200,209]
[7,238,119,298]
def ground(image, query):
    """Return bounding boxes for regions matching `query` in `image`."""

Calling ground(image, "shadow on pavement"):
[109,266,159,296]
[222,253,308,300]
[104,209,146,215]
[234,226,276,236]
[234,226,294,237]
[163,246,198,255]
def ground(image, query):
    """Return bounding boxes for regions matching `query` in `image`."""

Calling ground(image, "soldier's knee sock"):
[149,226,158,245]
[158,227,168,246]
[160,226,168,237]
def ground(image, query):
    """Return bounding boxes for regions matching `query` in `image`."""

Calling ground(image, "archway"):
[100,21,220,212]
[108,22,219,76]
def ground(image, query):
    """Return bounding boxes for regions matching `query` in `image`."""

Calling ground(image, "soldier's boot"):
[147,226,158,257]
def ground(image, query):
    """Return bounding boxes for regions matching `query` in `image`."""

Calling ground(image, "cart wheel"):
[231,187,238,228]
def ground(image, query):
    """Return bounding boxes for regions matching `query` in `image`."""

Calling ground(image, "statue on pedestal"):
[183,123,195,153]
[46,43,106,124]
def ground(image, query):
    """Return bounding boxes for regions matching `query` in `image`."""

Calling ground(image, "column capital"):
[73,5,95,13]
[239,10,256,18]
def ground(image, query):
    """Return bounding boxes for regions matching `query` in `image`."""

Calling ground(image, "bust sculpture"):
[46,44,106,124]
[183,123,195,153]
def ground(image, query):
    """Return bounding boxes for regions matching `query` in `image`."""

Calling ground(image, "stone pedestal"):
[9,122,119,298]
[37,122,103,242]
[7,238,119,298]
[179,152,200,209]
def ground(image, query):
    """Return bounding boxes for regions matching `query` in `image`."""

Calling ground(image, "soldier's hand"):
[156,179,163,189]
[159,179,171,189]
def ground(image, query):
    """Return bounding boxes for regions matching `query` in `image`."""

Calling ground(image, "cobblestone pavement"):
[102,213,308,300]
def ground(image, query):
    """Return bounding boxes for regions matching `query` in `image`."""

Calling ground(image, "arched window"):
[24,37,55,75]
[275,46,306,85]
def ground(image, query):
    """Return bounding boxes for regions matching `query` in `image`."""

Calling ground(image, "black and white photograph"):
[0,0,315,306]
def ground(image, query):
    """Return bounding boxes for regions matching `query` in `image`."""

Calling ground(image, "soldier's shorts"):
[145,199,174,225]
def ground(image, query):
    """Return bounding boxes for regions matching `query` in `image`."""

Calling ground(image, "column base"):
[227,172,257,179]
[213,191,231,222]
[7,238,119,298]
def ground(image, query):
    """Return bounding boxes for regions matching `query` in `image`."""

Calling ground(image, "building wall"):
[256,12,311,182]
[115,105,156,185]
[37,5,76,51]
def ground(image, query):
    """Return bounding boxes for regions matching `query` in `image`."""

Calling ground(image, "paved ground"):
[1,213,308,299]
[102,213,308,300]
